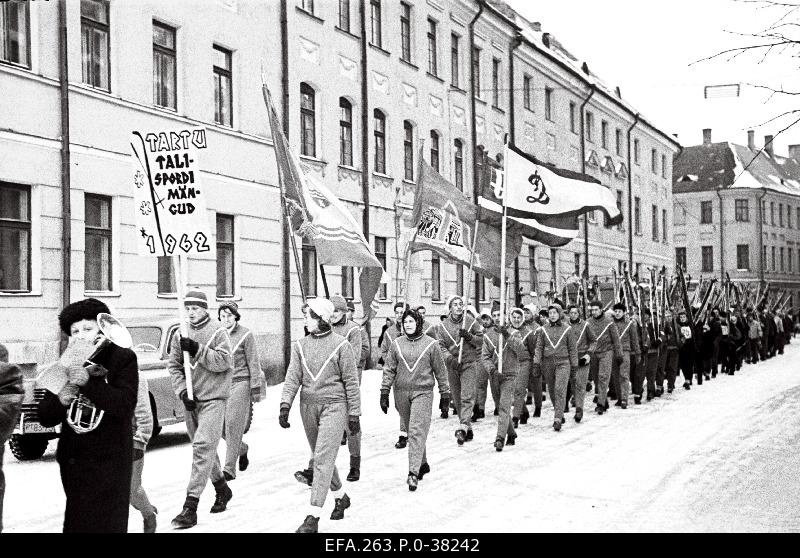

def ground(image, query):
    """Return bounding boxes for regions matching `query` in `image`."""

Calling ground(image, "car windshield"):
[129,326,162,352]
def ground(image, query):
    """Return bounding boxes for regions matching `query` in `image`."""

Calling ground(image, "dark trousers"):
[749,339,761,362]
[644,351,658,397]
[679,349,695,384]
[0,445,5,533]
[711,339,721,376]
[60,455,132,533]
[664,349,679,390]
[631,353,646,397]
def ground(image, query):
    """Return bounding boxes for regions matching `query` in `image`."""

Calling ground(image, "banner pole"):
[498,139,511,378]
[175,254,194,401]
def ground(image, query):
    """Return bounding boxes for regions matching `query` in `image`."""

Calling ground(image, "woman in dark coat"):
[37,298,138,533]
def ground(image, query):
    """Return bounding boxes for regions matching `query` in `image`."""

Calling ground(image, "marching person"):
[567,305,596,422]
[474,304,500,420]
[521,305,544,417]
[656,310,679,395]
[534,304,578,430]
[168,289,234,530]
[630,307,649,405]
[720,313,744,376]
[641,309,661,401]
[434,295,484,446]
[130,374,158,533]
[218,301,263,482]
[415,305,437,336]
[37,298,139,533]
[381,308,450,490]
[380,302,409,449]
[676,309,698,390]
[510,308,534,427]
[346,300,371,374]
[747,313,763,364]
[280,298,360,533]
[586,300,623,414]
[709,309,723,378]
[482,307,523,451]
[610,302,639,409]
[0,343,24,534]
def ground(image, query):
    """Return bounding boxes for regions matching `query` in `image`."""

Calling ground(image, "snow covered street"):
[4,341,800,533]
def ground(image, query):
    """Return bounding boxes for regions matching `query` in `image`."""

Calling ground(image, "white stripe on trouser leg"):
[185,399,226,499]
[223,380,251,478]
[300,401,347,508]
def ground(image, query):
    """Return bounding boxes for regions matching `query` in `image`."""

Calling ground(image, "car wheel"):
[9,434,49,461]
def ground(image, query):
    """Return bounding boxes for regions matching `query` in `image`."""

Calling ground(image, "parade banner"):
[130,127,213,257]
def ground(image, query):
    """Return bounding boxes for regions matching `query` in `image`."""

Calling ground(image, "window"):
[370,0,382,48]
[544,87,553,121]
[675,247,687,270]
[569,101,576,133]
[607,190,624,230]
[528,246,538,292]
[427,18,438,76]
[737,245,750,270]
[550,248,558,285]
[341,266,354,299]
[700,201,713,224]
[701,246,714,272]
[454,139,464,191]
[472,46,481,98]
[634,197,641,235]
[339,0,351,32]
[781,247,785,271]
[0,183,31,292]
[651,149,658,174]
[450,33,460,87]
[213,45,232,126]
[652,205,659,242]
[339,98,353,166]
[585,111,594,142]
[430,130,440,172]
[492,58,500,107]
[790,248,794,273]
[762,200,766,222]
[797,207,800,229]
[400,3,411,62]
[633,139,640,165]
[779,203,784,227]
[662,209,668,243]
[615,128,623,156]
[0,0,29,67]
[771,202,775,226]
[302,237,317,297]
[772,246,776,271]
[735,199,749,222]
[456,264,464,297]
[301,0,315,13]
[476,273,486,302]
[216,214,234,297]
[300,83,316,157]
[789,205,793,228]
[403,121,414,181]
[574,253,581,277]
[85,194,112,292]
[524,75,532,110]
[763,245,767,269]
[157,257,175,294]
[153,21,177,109]
[661,154,667,179]
[375,237,387,299]
[374,109,386,174]
[430,254,441,301]
[81,0,110,90]
[601,120,609,149]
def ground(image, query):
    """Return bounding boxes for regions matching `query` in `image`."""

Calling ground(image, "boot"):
[296,515,319,533]
[347,456,360,482]
[634,396,642,405]
[294,468,313,485]
[512,417,519,429]
[223,471,234,482]
[520,407,529,424]
[395,435,407,449]
[465,429,474,442]
[533,407,541,418]
[330,493,351,520]
[593,395,598,404]
[418,462,430,480]
[526,394,533,405]
[493,408,499,416]
[210,479,232,513]
[440,406,449,419]
[620,400,628,409]
[171,496,198,530]
[595,404,605,415]
[478,408,486,419]
[407,472,418,491]
[238,450,249,472]
[471,404,481,422]
[586,381,593,392]
[505,433,517,446]
[456,430,467,446]
[143,507,158,533]
[683,381,691,390]
[494,437,504,452]
[553,420,562,432]
[615,400,622,407]
[574,408,584,423]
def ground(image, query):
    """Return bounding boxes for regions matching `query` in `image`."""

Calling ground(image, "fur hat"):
[58,298,110,335]
[306,298,335,324]
[612,302,627,312]
[218,300,240,320]
[329,295,349,313]
[184,289,208,309]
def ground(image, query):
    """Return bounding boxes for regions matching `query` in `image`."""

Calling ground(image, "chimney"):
[789,145,800,162]
[702,128,712,145]
[764,135,774,157]
[531,21,542,32]
[542,33,551,48]
[747,130,755,151]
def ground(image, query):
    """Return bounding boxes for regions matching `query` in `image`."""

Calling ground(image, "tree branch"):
[732,113,800,186]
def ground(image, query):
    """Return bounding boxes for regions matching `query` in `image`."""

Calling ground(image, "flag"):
[263,87,383,318]
[502,143,623,225]
[478,156,579,247]
[410,160,522,281]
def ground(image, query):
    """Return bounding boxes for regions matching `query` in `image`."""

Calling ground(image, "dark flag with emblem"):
[409,160,522,281]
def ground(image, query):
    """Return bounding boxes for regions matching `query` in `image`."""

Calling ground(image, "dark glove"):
[85,363,108,378]
[133,448,145,461]
[498,325,512,339]
[459,328,473,342]
[380,390,390,414]
[180,390,196,412]
[279,404,291,428]
[571,367,578,375]
[439,393,451,413]
[179,336,200,357]
[578,354,591,367]
[348,416,361,436]
[615,355,624,366]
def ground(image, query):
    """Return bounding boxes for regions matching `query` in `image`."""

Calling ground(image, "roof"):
[673,142,800,196]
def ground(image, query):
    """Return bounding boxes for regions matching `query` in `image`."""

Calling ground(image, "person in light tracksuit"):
[474,306,501,420]
[610,302,640,409]
[130,375,158,533]
[567,305,596,422]
[381,308,450,491]
[534,305,578,431]
[510,308,535,427]
[586,300,623,414]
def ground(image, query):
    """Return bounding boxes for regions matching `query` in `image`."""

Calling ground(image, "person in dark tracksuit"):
[281,298,361,534]
[659,313,680,394]
[482,307,523,450]
[641,309,661,401]
[676,310,697,390]
[630,309,649,405]
[709,310,723,378]
[381,309,450,490]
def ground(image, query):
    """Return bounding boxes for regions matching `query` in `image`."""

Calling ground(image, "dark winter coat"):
[38,344,138,533]
[0,362,24,444]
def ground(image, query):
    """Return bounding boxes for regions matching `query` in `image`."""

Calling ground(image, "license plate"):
[23,421,57,434]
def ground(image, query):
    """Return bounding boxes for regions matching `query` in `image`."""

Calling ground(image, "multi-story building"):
[0,0,679,376]
[672,128,800,310]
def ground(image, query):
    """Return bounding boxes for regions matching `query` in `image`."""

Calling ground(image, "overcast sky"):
[508,0,800,156]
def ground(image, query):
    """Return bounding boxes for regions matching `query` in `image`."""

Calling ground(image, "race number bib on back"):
[721,326,729,336]
[680,326,692,339]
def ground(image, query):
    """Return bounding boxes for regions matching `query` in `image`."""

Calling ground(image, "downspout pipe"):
[716,187,724,281]
[280,0,291,369]
[468,0,485,308]
[58,0,72,349]
[626,113,641,271]
[508,33,522,306]
[358,0,372,343]
[579,84,596,298]
[758,187,767,287]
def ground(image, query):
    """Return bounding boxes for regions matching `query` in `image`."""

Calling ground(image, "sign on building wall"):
[130,127,214,257]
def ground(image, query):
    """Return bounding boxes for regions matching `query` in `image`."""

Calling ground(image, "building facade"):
[0,0,679,375]
[672,128,800,309]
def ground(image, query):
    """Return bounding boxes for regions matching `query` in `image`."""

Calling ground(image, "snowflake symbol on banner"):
[134,170,145,189]
[140,201,152,216]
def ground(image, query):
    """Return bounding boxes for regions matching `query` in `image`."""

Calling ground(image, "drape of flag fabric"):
[264,86,383,318]
[409,161,522,281]
[501,143,623,225]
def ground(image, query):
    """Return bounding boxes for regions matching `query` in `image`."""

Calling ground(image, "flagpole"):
[498,138,511,378]
[319,264,330,298]
[458,151,485,364]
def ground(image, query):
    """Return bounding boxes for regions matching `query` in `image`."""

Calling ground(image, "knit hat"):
[465,304,478,318]
[510,307,525,319]
[306,298,335,324]
[613,302,627,312]
[491,300,500,313]
[184,289,208,309]
[523,303,537,315]
[446,295,464,309]
[218,300,240,320]
[329,295,348,313]
[547,304,561,313]
[58,298,110,335]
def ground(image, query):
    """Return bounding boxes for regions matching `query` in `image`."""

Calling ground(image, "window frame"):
[736,244,750,271]
[585,111,594,142]
[157,256,176,295]
[341,265,354,299]
[431,253,441,301]
[544,87,553,122]
[0,182,32,293]
[338,0,350,32]
[491,57,500,108]
[216,213,235,298]
[403,121,414,181]
[84,193,113,292]
[370,0,382,49]
[450,33,460,88]
[472,46,481,99]
[0,0,31,68]
[430,130,440,172]
[212,44,233,127]
[427,17,438,76]
[339,97,354,167]
[675,247,687,270]
[524,74,532,111]
[528,245,538,292]
[400,2,412,63]
[634,196,641,235]
[700,200,713,224]
[373,109,386,175]
[734,199,750,222]
[375,236,387,299]
[651,204,659,242]
[601,120,608,149]
[633,138,640,165]
[615,128,622,156]
[662,208,668,243]
[300,83,316,158]
[152,20,177,110]
[454,139,464,192]
[701,245,714,273]
[80,0,111,91]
